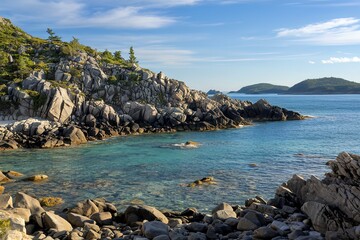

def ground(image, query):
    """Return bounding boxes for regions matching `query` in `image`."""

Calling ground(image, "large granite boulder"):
[124,205,169,225]
[276,152,360,237]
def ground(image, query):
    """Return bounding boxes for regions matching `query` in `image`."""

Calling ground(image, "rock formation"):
[0,152,359,239]
[0,17,304,150]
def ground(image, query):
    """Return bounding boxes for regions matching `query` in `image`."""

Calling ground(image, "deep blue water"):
[1,94,359,212]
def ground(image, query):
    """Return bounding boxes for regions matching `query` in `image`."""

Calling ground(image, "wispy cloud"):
[308,60,316,64]
[276,17,360,45]
[322,57,360,64]
[284,0,360,7]
[0,0,176,29]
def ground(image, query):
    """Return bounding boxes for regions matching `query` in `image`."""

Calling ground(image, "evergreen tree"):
[114,50,122,60]
[46,28,61,42]
[129,46,138,64]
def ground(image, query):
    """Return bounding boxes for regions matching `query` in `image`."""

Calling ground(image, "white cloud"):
[0,0,176,29]
[322,57,360,64]
[277,18,360,45]
[308,61,316,64]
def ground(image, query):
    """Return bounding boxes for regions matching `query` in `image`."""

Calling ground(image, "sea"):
[1,94,359,212]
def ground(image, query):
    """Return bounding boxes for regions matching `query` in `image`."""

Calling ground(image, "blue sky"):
[1,0,360,91]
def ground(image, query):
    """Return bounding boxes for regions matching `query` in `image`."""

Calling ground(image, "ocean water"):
[1,94,359,212]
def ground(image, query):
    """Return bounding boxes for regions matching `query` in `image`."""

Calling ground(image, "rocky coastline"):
[0,152,359,239]
[0,63,305,151]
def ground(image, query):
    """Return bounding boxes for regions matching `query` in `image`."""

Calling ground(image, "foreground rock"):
[0,152,359,239]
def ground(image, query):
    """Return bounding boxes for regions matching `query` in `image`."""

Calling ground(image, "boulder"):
[64,126,87,145]
[142,221,169,239]
[14,192,45,215]
[46,87,74,123]
[24,174,48,182]
[124,205,169,224]
[237,211,266,231]
[67,212,95,227]
[213,210,236,221]
[301,201,348,234]
[70,199,99,217]
[253,226,278,239]
[90,212,112,226]
[0,194,13,208]
[42,211,73,232]
[0,171,10,183]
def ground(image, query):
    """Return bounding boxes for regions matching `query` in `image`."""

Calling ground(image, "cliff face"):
[0,18,304,149]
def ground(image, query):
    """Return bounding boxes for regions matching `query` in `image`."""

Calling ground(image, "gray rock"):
[0,194,13,208]
[67,212,95,227]
[213,209,236,221]
[90,212,112,226]
[188,232,207,240]
[70,199,99,217]
[211,202,233,214]
[253,226,278,239]
[124,205,169,224]
[185,222,208,233]
[85,229,100,240]
[142,221,169,239]
[271,220,290,235]
[237,211,266,231]
[14,192,45,215]
[301,201,346,234]
[43,211,73,232]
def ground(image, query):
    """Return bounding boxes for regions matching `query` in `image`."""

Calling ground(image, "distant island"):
[207,89,222,95]
[229,83,289,94]
[287,77,360,94]
[230,77,360,94]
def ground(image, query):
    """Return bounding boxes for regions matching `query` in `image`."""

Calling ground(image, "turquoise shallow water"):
[1,94,360,212]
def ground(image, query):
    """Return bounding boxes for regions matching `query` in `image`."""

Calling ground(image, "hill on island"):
[207,89,221,95]
[287,77,360,94]
[230,83,289,94]
[230,78,360,95]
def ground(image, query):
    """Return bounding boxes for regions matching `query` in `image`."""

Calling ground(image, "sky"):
[1,0,360,91]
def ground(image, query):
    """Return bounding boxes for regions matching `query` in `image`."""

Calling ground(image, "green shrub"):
[108,75,117,84]
[0,219,10,238]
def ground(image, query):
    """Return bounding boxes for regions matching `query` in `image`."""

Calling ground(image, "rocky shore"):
[0,152,359,240]
[0,17,305,151]
[0,67,305,151]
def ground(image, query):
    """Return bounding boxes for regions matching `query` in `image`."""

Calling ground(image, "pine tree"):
[114,51,122,60]
[46,28,61,42]
[129,46,138,64]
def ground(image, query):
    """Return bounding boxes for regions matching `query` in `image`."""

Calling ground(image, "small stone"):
[271,220,290,235]
[288,230,306,240]
[153,235,170,240]
[254,226,278,239]
[186,222,208,233]
[188,232,206,240]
